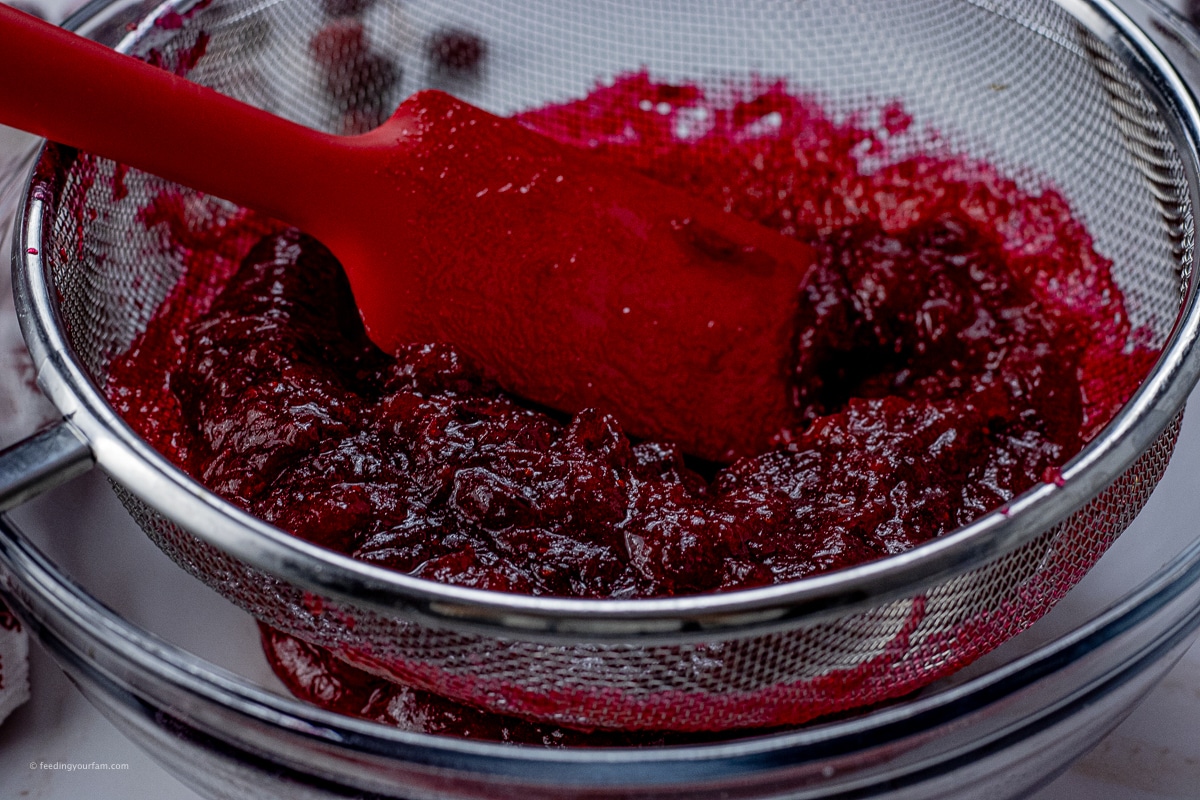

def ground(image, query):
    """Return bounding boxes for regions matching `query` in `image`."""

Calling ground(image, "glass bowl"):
[4,426,1200,800]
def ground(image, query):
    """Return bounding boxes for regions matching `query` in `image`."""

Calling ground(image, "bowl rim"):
[3,504,1200,788]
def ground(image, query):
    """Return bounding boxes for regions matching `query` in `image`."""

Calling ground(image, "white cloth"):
[0,611,29,726]
[0,0,132,730]
[0,121,60,726]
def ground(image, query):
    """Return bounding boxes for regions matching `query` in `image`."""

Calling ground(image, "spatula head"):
[335,91,816,461]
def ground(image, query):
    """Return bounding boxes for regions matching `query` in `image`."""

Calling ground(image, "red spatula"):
[0,5,816,461]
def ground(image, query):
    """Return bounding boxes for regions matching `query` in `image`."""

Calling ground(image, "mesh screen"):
[32,0,1196,731]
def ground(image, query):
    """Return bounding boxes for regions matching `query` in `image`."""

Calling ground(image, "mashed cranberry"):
[125,223,1079,597]
[107,74,1157,736]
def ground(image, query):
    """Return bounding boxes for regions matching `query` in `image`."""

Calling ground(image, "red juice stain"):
[301,592,326,617]
[1042,466,1067,487]
[0,602,19,632]
[881,101,913,136]
[155,10,186,30]
[112,162,129,201]
[178,31,210,75]
[144,30,210,77]
[154,0,214,30]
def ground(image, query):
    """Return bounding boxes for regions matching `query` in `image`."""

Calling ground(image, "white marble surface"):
[3,0,1200,797]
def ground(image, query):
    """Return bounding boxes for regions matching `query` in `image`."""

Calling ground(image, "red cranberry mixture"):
[259,624,746,745]
[107,74,1158,739]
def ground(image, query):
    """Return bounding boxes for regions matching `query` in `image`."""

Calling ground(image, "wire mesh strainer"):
[6,0,1200,733]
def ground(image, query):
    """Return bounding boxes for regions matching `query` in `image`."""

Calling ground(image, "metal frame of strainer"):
[4,0,1200,647]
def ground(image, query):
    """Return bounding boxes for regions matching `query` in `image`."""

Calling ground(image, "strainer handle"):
[0,423,93,513]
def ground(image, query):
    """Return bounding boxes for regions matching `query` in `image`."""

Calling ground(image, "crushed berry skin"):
[310,19,400,133]
[425,28,486,76]
[106,74,1159,737]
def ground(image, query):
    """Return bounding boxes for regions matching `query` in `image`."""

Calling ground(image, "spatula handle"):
[0,4,338,229]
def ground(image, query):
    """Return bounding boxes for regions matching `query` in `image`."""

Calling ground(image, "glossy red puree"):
[259,623,752,745]
[107,74,1157,739]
